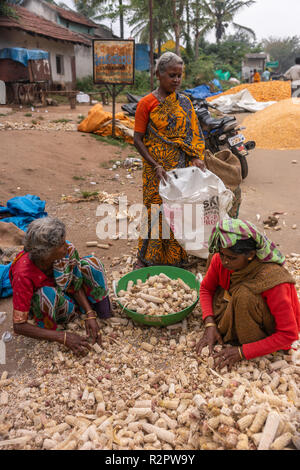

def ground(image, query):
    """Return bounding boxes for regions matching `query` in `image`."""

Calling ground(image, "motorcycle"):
[190,97,255,179]
[121,93,256,179]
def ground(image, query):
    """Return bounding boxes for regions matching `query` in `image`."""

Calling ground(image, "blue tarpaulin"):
[184,79,223,99]
[0,264,13,298]
[184,84,222,100]
[0,195,48,298]
[0,47,49,67]
[135,44,150,71]
[0,194,47,232]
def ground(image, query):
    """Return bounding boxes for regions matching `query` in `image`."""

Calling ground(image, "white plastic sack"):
[76,92,90,103]
[159,167,233,259]
[209,88,276,113]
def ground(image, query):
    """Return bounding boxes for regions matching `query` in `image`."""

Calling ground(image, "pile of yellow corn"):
[207,81,291,103]
[243,98,300,150]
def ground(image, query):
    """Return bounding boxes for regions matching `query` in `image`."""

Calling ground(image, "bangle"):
[154,165,163,170]
[238,346,244,360]
[204,322,216,328]
[85,309,96,316]
[84,316,97,321]
[63,331,67,346]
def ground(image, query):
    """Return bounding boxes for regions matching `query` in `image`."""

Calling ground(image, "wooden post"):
[112,84,116,138]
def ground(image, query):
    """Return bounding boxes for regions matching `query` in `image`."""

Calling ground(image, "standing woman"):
[134,52,206,269]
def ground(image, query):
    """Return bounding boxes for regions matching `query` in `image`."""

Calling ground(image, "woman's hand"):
[85,318,102,346]
[155,166,168,183]
[213,346,242,370]
[191,158,206,172]
[196,325,223,356]
[64,332,92,355]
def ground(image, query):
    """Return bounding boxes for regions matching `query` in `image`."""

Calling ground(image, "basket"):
[114,266,200,327]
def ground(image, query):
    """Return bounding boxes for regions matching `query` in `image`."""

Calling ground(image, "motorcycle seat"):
[201,116,236,131]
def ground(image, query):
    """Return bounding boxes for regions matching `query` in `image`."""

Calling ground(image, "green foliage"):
[0,1,19,18]
[76,76,97,93]
[182,33,263,84]
[184,56,216,87]
[127,70,153,94]
[81,191,99,198]
[90,134,130,148]
[200,0,256,43]
[51,118,72,123]
[262,36,300,73]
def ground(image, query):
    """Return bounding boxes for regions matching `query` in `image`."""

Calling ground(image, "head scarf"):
[209,218,285,265]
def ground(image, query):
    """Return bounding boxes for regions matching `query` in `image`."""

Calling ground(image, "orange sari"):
[138,92,205,266]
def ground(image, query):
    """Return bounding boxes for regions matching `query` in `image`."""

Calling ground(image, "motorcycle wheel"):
[239,154,248,179]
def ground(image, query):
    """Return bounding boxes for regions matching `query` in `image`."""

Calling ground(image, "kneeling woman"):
[10,217,112,355]
[196,219,300,368]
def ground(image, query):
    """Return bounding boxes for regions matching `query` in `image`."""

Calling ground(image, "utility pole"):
[119,0,124,39]
[149,0,154,90]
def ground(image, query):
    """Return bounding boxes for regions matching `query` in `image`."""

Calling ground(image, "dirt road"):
[0,104,299,375]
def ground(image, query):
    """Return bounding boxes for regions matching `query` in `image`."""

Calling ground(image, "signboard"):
[266,61,279,68]
[93,39,135,85]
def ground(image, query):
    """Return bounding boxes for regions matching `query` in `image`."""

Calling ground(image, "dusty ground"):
[0,103,299,450]
[0,103,299,374]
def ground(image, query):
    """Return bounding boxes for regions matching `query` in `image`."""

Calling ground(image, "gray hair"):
[155,52,184,74]
[24,217,66,262]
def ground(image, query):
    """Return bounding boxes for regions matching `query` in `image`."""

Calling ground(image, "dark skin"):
[134,63,206,267]
[13,240,101,355]
[196,247,256,370]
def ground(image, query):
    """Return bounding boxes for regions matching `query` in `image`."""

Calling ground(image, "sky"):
[63,0,300,43]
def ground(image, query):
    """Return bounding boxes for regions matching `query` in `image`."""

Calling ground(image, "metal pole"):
[149,0,154,91]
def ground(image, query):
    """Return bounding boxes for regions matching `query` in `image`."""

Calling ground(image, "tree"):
[172,0,185,56]
[74,0,126,37]
[73,0,108,21]
[262,36,300,74]
[200,0,256,44]
[0,0,22,17]
[188,0,211,60]
[127,0,172,56]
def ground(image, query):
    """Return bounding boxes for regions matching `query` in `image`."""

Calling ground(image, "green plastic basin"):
[115,266,200,327]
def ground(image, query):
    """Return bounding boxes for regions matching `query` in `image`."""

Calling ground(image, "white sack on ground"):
[209,88,276,113]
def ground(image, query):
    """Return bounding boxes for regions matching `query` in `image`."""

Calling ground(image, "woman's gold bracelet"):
[85,309,96,316]
[205,322,216,328]
[63,331,67,346]
[84,316,97,321]
[238,346,244,360]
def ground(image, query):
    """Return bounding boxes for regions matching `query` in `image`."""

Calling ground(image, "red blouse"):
[200,254,300,360]
[134,93,160,134]
[9,251,55,323]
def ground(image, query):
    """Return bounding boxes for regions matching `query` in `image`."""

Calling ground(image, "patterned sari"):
[12,242,109,330]
[138,92,205,266]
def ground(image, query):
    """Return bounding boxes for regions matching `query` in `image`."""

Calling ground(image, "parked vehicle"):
[189,98,255,179]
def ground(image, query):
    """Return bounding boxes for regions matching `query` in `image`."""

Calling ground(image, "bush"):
[183,56,216,88]
[125,70,154,95]
[76,76,97,93]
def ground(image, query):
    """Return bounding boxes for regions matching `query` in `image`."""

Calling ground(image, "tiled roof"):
[46,3,97,27]
[0,5,91,45]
